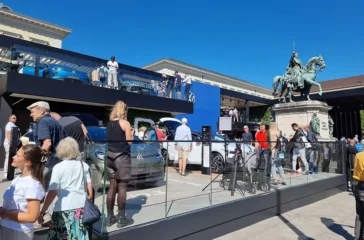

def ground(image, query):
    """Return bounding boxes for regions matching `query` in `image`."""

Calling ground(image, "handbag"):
[80,159,101,225]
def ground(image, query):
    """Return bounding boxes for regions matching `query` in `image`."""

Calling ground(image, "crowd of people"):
[0,100,136,239]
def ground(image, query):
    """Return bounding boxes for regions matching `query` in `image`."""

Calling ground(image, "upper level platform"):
[0,34,193,115]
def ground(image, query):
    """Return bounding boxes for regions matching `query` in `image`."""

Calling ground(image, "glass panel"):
[91,135,167,234]
[6,43,190,100]
[165,134,214,217]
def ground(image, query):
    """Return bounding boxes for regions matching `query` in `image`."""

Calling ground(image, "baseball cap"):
[181,118,188,123]
[27,101,50,111]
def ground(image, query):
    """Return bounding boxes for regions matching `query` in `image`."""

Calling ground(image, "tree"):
[261,107,271,125]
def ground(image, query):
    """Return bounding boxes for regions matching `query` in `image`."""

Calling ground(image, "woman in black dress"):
[106,101,134,228]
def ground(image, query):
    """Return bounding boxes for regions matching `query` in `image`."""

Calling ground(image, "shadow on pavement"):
[278,215,315,240]
[320,217,354,240]
[126,195,148,219]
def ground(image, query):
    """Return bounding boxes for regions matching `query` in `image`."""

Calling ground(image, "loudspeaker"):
[201,126,211,175]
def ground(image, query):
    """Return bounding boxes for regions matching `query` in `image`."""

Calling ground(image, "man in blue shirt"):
[27,101,66,188]
[174,118,192,176]
[355,139,363,153]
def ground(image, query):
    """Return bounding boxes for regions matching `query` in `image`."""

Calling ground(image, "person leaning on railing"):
[352,151,364,239]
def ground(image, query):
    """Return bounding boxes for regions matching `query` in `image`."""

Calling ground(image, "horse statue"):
[272,55,326,102]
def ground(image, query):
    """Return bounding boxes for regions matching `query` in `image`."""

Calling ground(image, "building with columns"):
[0,3,71,48]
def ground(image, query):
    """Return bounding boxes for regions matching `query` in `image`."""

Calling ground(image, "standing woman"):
[269,123,286,185]
[38,137,92,239]
[106,101,134,228]
[0,145,45,240]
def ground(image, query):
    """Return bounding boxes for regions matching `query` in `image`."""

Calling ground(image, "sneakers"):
[106,215,117,227]
[117,216,134,228]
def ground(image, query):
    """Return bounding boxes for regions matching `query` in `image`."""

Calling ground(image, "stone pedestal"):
[272,100,332,140]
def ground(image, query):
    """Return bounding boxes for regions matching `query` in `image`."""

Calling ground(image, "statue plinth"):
[272,100,332,140]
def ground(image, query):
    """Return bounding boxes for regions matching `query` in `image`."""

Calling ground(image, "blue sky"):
[7,0,364,88]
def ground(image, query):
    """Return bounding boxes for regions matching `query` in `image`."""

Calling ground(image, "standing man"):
[304,125,317,173]
[174,71,182,100]
[182,73,192,101]
[107,56,119,89]
[50,112,88,160]
[352,151,364,239]
[163,74,174,98]
[354,135,359,143]
[27,101,66,226]
[174,118,192,176]
[27,102,66,187]
[2,114,17,182]
[290,123,309,174]
[255,123,271,172]
[242,125,253,152]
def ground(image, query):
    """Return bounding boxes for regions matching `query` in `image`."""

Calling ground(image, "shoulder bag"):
[80,160,101,225]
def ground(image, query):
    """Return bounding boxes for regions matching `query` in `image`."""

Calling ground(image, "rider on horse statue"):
[286,51,304,89]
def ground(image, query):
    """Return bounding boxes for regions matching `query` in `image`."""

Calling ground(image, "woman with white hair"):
[38,137,93,239]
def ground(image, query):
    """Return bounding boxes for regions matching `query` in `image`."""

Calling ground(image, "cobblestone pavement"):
[216,191,355,240]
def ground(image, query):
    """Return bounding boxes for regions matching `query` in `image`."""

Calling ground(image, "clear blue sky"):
[6,0,364,88]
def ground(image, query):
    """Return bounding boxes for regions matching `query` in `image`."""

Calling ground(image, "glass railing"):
[0,43,192,101]
[84,137,346,236]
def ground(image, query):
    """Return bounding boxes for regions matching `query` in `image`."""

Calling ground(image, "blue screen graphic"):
[174,81,220,134]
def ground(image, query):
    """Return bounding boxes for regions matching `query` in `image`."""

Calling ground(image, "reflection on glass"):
[4,43,190,100]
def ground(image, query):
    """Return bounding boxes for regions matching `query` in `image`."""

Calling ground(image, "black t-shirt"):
[59,116,85,152]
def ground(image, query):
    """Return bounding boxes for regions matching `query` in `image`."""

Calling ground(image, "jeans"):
[166,85,173,98]
[292,147,309,172]
[272,157,285,181]
[3,142,9,179]
[107,71,118,88]
[307,148,317,172]
[184,84,191,100]
[353,182,364,239]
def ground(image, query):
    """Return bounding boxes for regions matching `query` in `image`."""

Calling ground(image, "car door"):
[187,133,202,165]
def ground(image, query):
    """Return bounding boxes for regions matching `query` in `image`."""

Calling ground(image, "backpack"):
[308,132,320,150]
[278,136,289,153]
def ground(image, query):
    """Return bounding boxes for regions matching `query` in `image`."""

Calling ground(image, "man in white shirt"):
[182,74,192,101]
[107,56,119,89]
[174,118,192,176]
[2,114,17,181]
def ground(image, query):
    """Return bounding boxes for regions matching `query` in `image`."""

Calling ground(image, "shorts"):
[107,151,131,182]
[178,146,190,159]
[175,84,181,92]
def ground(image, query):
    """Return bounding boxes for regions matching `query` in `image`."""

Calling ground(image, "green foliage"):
[360,110,364,131]
[261,108,271,125]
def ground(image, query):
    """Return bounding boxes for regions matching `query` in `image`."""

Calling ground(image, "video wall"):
[175,81,220,134]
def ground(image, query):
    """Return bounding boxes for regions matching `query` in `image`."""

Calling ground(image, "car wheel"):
[211,152,224,173]
[121,86,127,91]
[162,149,173,166]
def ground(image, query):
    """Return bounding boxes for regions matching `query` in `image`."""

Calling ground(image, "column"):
[245,100,250,122]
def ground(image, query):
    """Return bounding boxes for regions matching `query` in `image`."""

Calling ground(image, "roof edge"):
[142,58,272,93]
[0,9,71,35]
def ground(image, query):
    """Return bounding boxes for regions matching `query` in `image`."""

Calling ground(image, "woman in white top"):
[38,137,92,240]
[0,144,45,240]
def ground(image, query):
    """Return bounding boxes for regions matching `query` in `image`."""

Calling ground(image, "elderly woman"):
[38,137,92,240]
